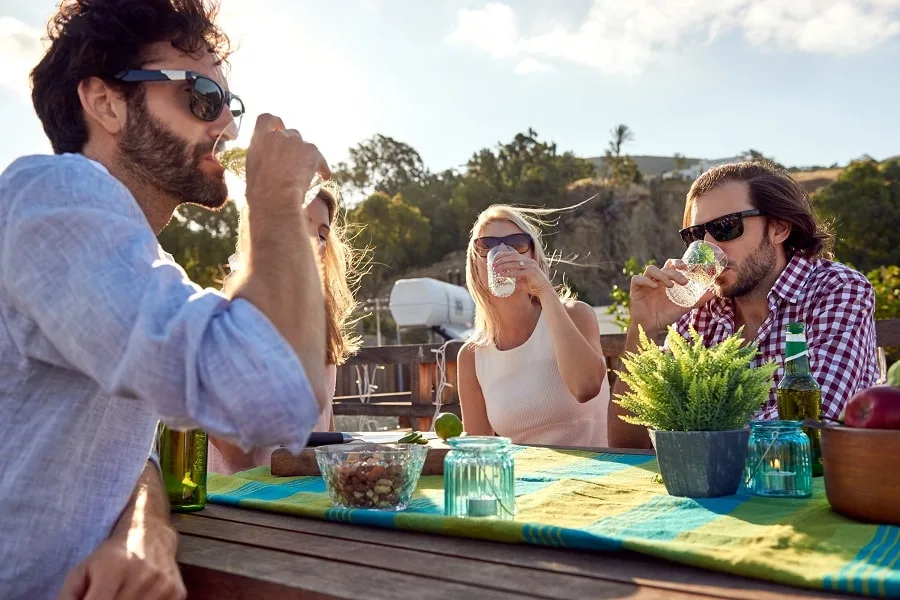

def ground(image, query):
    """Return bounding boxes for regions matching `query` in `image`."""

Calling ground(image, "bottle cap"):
[786,323,805,335]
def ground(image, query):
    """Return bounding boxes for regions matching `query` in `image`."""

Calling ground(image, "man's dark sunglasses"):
[679,209,765,246]
[114,69,245,125]
[473,233,534,257]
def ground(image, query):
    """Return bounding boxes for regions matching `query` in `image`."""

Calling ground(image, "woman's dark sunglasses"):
[473,233,534,257]
[679,209,765,246]
[115,69,245,126]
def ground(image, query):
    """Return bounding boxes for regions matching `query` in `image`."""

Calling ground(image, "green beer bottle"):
[157,424,208,512]
[776,323,824,477]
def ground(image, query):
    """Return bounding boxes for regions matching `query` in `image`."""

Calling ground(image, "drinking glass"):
[487,246,517,298]
[666,241,727,308]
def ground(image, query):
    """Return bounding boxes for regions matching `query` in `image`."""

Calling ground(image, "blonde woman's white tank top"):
[473,310,609,447]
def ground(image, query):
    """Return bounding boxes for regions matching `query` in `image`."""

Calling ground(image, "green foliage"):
[157,202,239,289]
[868,265,900,321]
[336,128,595,280]
[347,192,430,295]
[867,264,900,363]
[606,257,655,331]
[813,159,900,273]
[157,127,632,297]
[603,124,642,186]
[614,327,777,432]
[333,134,429,199]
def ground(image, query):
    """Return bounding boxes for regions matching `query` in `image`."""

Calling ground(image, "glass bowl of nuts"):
[315,443,428,511]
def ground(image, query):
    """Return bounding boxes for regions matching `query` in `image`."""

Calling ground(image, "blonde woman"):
[457,204,610,447]
[209,180,362,473]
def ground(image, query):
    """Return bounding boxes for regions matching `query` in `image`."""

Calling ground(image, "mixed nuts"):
[328,454,409,509]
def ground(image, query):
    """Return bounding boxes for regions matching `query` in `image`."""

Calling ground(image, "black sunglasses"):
[473,233,534,257]
[679,209,765,246]
[114,69,245,126]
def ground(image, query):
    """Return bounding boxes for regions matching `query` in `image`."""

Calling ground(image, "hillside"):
[379,178,692,306]
[588,155,704,178]
[791,168,843,194]
[376,156,898,305]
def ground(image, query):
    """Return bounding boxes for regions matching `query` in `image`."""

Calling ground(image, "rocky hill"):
[377,159,895,306]
[551,179,691,304]
[380,178,692,306]
[587,155,703,178]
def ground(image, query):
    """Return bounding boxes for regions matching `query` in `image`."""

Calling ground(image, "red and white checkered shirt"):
[674,254,879,422]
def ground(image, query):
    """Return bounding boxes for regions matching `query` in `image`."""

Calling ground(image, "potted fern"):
[615,326,777,498]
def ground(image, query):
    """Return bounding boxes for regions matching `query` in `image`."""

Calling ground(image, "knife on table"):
[305,432,360,447]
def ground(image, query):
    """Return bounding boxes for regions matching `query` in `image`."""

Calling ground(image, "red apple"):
[843,385,900,429]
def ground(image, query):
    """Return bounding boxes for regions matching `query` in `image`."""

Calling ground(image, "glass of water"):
[666,240,727,308]
[487,246,517,298]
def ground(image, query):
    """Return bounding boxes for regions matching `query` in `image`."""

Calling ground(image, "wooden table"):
[174,504,855,599]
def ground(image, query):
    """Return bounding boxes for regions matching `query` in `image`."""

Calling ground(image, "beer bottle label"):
[785,331,808,363]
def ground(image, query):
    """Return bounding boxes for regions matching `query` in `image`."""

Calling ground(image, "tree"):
[608,124,634,158]
[157,201,239,289]
[449,129,596,252]
[604,124,641,186]
[170,130,597,296]
[813,159,900,273]
[333,134,429,199]
[347,191,430,294]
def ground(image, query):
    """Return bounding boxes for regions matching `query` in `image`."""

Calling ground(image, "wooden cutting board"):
[271,439,451,477]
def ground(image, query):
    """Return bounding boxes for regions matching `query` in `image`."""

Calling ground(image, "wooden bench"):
[333,319,900,430]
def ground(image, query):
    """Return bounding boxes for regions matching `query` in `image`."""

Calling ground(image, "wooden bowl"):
[821,426,900,525]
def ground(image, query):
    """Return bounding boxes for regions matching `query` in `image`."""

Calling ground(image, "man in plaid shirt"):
[609,161,879,449]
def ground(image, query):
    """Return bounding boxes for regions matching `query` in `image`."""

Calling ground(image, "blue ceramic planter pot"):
[649,429,750,498]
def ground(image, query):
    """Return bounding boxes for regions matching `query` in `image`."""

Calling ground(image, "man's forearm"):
[236,203,328,412]
[608,324,656,449]
[111,460,178,558]
[57,460,185,599]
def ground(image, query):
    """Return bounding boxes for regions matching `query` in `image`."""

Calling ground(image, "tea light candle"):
[466,496,498,517]
[765,470,796,491]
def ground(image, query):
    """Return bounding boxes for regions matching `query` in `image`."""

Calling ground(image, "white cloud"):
[446,3,520,59]
[514,58,553,75]
[743,0,900,55]
[446,0,900,75]
[0,17,46,96]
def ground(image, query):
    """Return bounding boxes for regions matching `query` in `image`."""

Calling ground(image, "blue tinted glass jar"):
[444,436,515,519]
[746,420,813,498]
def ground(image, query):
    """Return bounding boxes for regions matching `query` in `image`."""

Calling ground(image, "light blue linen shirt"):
[0,153,319,599]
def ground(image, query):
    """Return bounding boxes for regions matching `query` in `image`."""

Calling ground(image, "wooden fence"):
[333,319,900,431]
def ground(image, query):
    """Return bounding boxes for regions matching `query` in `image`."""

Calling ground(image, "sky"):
[1,0,899,184]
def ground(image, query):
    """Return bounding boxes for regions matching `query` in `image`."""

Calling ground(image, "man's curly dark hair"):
[31,0,232,154]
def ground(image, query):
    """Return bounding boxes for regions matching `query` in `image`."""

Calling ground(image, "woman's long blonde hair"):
[465,204,576,347]
[237,180,364,365]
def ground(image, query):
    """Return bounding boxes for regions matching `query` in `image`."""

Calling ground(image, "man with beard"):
[608,161,879,449]
[0,1,329,598]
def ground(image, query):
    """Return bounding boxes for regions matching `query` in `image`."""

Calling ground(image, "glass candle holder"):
[746,420,813,498]
[444,436,515,519]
